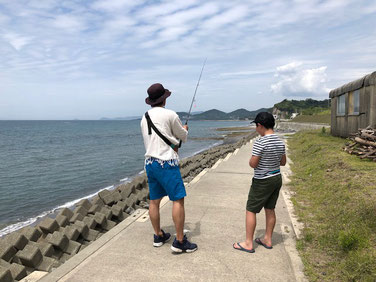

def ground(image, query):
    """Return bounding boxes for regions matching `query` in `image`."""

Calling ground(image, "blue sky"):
[0,0,375,120]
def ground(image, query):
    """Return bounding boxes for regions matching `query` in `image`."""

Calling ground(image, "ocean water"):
[0,119,251,236]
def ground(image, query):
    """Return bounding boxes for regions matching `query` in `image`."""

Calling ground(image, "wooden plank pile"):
[344,126,376,161]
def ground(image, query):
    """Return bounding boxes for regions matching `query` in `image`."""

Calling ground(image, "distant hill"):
[177,107,272,121]
[193,109,228,120]
[273,98,330,118]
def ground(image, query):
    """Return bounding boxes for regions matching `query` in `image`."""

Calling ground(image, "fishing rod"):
[185,58,207,125]
[178,58,207,149]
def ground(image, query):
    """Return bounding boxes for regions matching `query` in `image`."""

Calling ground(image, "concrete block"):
[73,206,88,217]
[99,207,112,220]
[57,208,74,221]
[76,199,92,210]
[125,207,135,215]
[4,233,28,251]
[88,204,102,214]
[16,245,42,268]
[98,189,111,200]
[0,266,12,282]
[102,220,116,231]
[64,241,81,255]
[46,232,69,252]
[28,242,54,257]
[83,229,99,242]
[69,213,84,224]
[20,227,41,242]
[36,256,60,272]
[72,222,89,238]
[82,217,96,230]
[93,213,106,226]
[48,248,63,261]
[112,191,122,203]
[119,184,134,200]
[0,260,27,281]
[91,196,104,206]
[102,193,115,206]
[38,218,59,235]
[0,242,17,262]
[55,214,69,227]
[111,205,122,218]
[133,175,147,190]
[115,201,127,211]
[62,226,80,241]
[60,253,73,264]
[125,194,136,208]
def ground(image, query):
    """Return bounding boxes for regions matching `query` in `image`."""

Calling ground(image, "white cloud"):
[52,14,86,31]
[271,62,330,97]
[3,33,32,50]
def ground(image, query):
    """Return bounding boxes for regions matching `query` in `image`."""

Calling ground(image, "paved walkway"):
[40,138,305,282]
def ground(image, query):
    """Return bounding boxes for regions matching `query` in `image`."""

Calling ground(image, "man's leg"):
[149,198,163,236]
[263,208,276,247]
[172,198,185,242]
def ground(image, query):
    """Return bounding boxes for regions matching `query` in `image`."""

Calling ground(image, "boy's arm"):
[280,154,286,166]
[249,156,260,168]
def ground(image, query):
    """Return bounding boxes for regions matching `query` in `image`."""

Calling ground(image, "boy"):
[233,112,286,253]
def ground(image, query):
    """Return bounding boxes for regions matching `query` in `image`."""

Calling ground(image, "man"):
[140,83,198,253]
[233,112,286,253]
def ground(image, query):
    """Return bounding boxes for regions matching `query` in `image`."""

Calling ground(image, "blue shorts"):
[145,159,186,201]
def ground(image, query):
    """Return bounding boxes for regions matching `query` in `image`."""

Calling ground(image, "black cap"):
[250,112,275,129]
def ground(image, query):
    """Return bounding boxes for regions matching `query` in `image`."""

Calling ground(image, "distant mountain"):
[193,109,228,120]
[177,108,272,121]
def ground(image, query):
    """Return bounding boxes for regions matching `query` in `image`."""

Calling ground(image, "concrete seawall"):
[276,121,330,132]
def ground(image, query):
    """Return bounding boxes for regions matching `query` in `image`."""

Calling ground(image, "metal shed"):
[329,71,376,137]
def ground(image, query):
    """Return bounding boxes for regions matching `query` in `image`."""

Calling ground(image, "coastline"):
[0,125,255,238]
[0,128,256,280]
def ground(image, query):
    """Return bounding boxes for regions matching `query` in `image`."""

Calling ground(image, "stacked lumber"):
[344,126,376,161]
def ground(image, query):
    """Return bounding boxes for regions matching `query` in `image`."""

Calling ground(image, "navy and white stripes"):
[252,134,285,179]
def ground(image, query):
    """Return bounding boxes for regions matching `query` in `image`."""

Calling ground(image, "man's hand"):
[183,125,188,131]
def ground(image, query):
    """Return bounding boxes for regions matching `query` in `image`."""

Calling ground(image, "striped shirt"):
[252,134,285,179]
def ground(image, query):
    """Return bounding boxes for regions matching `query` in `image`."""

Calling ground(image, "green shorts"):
[246,174,282,213]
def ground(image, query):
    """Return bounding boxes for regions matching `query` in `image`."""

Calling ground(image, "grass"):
[290,111,331,124]
[287,130,376,281]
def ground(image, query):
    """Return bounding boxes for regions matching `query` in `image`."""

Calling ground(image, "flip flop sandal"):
[255,238,273,249]
[233,242,255,253]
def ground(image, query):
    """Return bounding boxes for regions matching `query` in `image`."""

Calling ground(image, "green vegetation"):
[288,130,376,281]
[274,98,330,118]
[290,110,331,124]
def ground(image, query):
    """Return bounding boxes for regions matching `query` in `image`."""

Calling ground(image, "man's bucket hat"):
[145,83,171,106]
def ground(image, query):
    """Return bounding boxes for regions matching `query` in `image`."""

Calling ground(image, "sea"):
[0,119,251,237]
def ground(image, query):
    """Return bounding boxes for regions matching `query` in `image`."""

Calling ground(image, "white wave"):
[0,210,51,238]
[138,170,145,175]
[120,177,129,182]
[0,184,115,238]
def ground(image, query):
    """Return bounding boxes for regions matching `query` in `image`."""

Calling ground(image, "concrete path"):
[40,138,305,282]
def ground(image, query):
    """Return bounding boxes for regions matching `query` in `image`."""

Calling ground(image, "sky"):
[0,0,375,120]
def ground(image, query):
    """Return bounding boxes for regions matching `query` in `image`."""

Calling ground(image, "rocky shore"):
[0,131,256,281]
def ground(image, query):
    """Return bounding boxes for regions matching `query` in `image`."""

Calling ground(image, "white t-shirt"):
[140,107,188,161]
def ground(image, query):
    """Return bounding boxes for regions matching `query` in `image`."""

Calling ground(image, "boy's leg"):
[172,198,185,242]
[245,210,256,248]
[149,198,163,236]
[263,208,276,247]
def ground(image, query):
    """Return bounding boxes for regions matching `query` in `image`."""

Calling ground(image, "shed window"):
[337,94,345,115]
[349,90,359,114]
